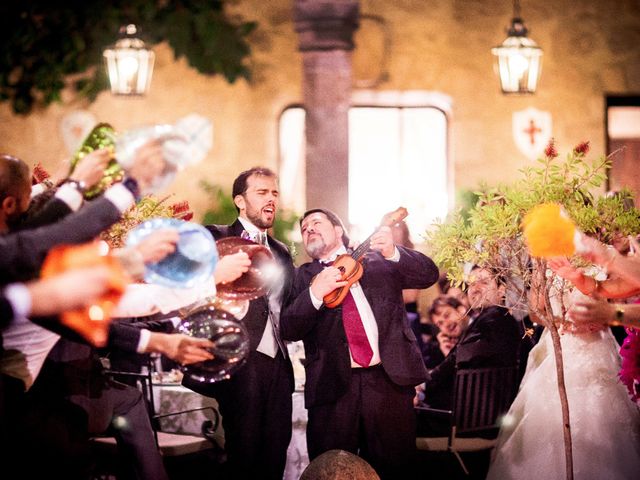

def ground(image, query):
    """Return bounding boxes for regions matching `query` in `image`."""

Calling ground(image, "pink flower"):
[573,141,590,155]
[171,201,194,222]
[544,139,558,158]
[31,163,51,184]
[619,328,640,402]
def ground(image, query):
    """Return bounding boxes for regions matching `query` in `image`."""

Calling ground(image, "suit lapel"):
[229,219,245,237]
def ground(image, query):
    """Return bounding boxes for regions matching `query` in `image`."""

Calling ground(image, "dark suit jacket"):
[281,246,439,408]
[1,294,14,329]
[0,195,124,373]
[0,196,122,285]
[423,305,523,409]
[182,218,295,395]
[15,194,73,231]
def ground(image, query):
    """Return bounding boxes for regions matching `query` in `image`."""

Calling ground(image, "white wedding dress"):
[487,315,640,480]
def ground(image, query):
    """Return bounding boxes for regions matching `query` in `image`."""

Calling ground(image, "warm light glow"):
[348,107,448,240]
[278,104,449,242]
[103,24,155,96]
[88,305,105,321]
[492,5,543,95]
[493,38,543,94]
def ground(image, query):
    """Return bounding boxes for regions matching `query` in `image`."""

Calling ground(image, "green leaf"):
[0,1,256,114]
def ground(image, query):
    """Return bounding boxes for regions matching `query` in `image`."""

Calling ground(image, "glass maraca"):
[178,303,250,383]
[126,218,218,289]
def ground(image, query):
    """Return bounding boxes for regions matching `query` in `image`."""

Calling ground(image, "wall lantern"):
[491,0,543,94]
[103,24,155,96]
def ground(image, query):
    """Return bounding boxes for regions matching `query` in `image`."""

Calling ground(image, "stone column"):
[294,0,359,224]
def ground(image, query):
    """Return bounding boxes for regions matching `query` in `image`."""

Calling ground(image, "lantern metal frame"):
[491,0,543,94]
[103,24,155,96]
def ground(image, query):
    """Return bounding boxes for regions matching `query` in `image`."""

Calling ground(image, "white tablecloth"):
[285,391,309,480]
[152,339,311,478]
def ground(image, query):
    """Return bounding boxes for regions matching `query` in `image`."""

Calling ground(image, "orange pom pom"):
[40,241,128,347]
[522,203,577,258]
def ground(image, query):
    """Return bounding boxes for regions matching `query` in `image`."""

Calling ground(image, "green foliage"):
[200,180,239,226]
[455,187,481,225]
[428,143,640,301]
[0,1,256,114]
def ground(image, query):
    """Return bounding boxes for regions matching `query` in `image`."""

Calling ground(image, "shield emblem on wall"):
[512,107,552,160]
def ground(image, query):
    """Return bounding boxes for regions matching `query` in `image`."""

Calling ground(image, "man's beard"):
[246,208,274,230]
[306,237,326,259]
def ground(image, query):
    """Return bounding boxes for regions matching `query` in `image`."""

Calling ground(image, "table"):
[285,391,309,480]
[285,340,310,479]
[151,340,312,478]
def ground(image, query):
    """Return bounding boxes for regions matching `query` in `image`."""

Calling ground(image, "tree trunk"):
[546,321,574,480]
[534,260,574,480]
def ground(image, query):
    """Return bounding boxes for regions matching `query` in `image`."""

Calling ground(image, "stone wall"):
[0,0,638,222]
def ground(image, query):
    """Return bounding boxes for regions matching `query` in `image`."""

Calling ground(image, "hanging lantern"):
[103,24,155,96]
[491,1,543,94]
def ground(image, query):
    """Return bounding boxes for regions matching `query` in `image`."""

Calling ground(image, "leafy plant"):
[0,0,256,114]
[429,142,640,288]
[101,194,185,248]
[427,140,640,480]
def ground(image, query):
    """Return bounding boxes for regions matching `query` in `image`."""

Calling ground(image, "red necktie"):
[342,290,374,367]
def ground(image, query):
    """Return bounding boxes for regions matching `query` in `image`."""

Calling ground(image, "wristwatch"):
[64,179,87,194]
[613,306,625,326]
[122,176,141,202]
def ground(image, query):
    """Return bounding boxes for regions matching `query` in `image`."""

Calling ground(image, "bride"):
[487,256,640,480]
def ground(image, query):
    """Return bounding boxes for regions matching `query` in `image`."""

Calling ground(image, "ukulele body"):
[323,254,364,308]
[315,206,407,308]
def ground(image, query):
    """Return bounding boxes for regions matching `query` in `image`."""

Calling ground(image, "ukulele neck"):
[350,233,374,261]
[348,207,408,262]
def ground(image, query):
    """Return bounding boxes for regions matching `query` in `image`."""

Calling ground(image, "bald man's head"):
[0,154,32,232]
[0,154,30,201]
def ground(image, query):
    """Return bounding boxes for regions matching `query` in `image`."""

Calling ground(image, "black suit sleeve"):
[16,196,73,231]
[393,246,439,290]
[423,348,456,409]
[1,293,15,329]
[30,316,143,353]
[455,308,521,368]
[280,265,324,341]
[0,196,122,285]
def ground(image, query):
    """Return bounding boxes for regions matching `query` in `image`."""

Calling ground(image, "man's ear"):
[234,194,245,212]
[1,196,16,215]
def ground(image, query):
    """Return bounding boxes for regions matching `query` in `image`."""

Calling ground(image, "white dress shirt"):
[238,216,282,358]
[309,245,400,368]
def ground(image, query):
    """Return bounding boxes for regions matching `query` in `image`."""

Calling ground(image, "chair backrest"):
[452,365,519,435]
[103,360,221,453]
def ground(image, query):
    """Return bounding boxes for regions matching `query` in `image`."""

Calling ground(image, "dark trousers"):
[30,359,169,480]
[307,366,418,480]
[1,373,93,480]
[209,350,293,480]
[75,379,168,480]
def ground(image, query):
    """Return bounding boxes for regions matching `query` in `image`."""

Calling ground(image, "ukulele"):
[322,207,408,308]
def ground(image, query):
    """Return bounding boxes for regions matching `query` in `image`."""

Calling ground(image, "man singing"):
[182,166,295,480]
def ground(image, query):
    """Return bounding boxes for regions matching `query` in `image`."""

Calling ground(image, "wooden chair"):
[415,365,520,475]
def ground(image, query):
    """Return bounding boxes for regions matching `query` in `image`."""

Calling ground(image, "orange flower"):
[522,203,576,258]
